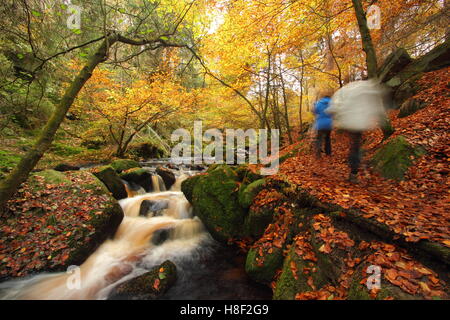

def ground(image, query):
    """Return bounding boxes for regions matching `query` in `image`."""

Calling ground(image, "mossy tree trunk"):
[0,35,119,211]
[351,0,378,79]
[0,33,187,211]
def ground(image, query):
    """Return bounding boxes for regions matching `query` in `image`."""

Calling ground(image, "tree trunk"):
[0,35,118,211]
[352,0,378,78]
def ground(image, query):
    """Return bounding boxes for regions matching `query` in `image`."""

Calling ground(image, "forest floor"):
[277,67,449,249]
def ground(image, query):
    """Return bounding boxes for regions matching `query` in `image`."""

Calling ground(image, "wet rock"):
[108,260,177,300]
[110,159,140,173]
[156,166,176,190]
[53,163,80,172]
[139,199,169,217]
[120,168,153,192]
[151,228,173,245]
[92,165,128,200]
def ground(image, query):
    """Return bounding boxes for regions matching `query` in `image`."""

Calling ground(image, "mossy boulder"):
[244,205,274,238]
[120,168,153,192]
[235,165,263,183]
[371,135,426,180]
[273,246,327,300]
[24,171,124,270]
[398,98,427,118]
[238,179,266,209]
[31,170,71,186]
[188,165,248,242]
[181,174,203,203]
[348,264,417,300]
[108,260,177,300]
[93,165,128,200]
[245,246,284,285]
[110,159,140,173]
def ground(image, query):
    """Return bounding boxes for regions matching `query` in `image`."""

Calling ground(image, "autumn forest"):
[0,0,449,304]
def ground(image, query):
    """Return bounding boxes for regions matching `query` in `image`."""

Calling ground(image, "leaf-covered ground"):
[244,68,449,300]
[279,67,449,248]
[0,171,113,279]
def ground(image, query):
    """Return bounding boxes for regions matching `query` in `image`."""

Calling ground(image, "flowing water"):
[0,172,271,300]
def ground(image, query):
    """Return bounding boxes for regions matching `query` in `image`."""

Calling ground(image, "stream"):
[0,165,271,300]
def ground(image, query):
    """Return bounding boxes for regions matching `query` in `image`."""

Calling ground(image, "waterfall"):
[0,176,210,300]
[151,174,166,192]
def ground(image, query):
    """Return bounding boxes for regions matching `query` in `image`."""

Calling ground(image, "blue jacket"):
[314,97,333,130]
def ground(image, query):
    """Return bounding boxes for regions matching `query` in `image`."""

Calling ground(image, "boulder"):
[156,166,176,190]
[378,48,413,83]
[238,179,266,209]
[110,159,140,173]
[184,165,247,242]
[245,246,284,285]
[93,165,128,200]
[120,168,153,192]
[398,98,427,118]
[128,142,165,160]
[371,136,426,180]
[53,163,80,172]
[25,170,124,270]
[139,199,169,217]
[108,260,177,300]
[180,174,203,203]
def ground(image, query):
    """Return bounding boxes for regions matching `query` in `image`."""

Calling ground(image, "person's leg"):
[348,131,362,180]
[315,130,324,158]
[324,130,332,156]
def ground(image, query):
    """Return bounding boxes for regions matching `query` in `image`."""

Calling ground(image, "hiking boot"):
[348,173,358,184]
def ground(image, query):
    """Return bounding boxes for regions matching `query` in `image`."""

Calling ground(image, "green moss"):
[93,165,128,200]
[181,174,203,203]
[244,205,274,238]
[245,247,284,284]
[110,159,140,173]
[371,136,426,180]
[31,169,71,185]
[348,265,417,300]
[273,246,327,300]
[0,150,21,174]
[50,142,84,156]
[238,178,266,209]
[190,165,247,242]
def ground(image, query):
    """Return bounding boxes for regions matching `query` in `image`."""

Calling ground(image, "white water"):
[0,174,212,300]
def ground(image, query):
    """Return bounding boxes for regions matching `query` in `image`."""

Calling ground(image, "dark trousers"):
[348,131,363,175]
[316,130,331,157]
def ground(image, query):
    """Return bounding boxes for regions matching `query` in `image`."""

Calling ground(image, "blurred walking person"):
[327,79,389,183]
[313,88,334,158]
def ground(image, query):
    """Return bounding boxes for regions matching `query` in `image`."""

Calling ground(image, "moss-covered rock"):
[348,264,417,300]
[24,170,124,270]
[108,260,177,300]
[245,246,284,285]
[110,159,140,173]
[371,136,426,180]
[189,165,247,242]
[239,179,266,209]
[31,170,71,186]
[181,174,204,203]
[273,245,327,300]
[235,165,263,183]
[120,168,153,192]
[244,205,274,238]
[93,165,128,200]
